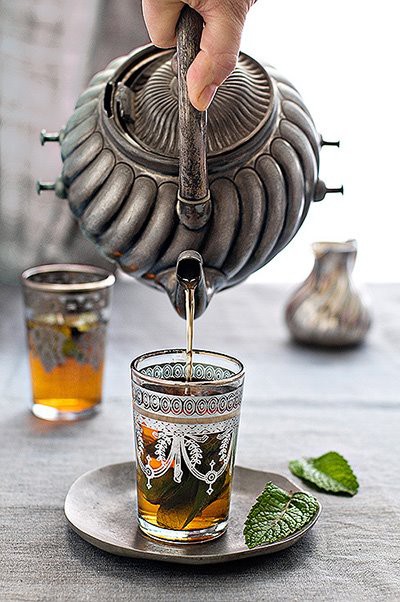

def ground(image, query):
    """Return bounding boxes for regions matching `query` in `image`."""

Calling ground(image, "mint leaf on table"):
[289,452,359,496]
[243,482,319,549]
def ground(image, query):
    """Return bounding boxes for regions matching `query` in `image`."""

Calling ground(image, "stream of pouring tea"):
[184,286,195,382]
[177,255,200,383]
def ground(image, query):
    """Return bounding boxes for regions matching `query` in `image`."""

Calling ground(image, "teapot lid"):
[107,47,275,164]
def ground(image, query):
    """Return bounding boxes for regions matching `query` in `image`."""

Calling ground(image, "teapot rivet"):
[320,137,341,148]
[314,181,344,202]
[326,185,344,195]
[40,129,64,145]
[36,178,66,198]
[36,180,55,194]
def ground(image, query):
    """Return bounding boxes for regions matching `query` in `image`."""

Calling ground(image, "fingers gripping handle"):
[176,6,211,230]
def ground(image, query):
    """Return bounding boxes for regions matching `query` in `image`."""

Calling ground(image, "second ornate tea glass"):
[131,349,245,543]
[22,264,115,421]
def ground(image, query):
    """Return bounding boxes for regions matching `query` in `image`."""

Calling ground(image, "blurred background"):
[1,0,398,284]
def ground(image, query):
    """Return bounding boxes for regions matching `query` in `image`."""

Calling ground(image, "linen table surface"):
[1,282,399,601]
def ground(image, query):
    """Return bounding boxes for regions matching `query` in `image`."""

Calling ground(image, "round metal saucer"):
[64,462,321,565]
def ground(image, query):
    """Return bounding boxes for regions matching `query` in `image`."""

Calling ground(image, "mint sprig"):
[243,482,319,549]
[289,451,359,496]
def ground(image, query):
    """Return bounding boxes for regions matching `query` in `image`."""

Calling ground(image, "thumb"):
[186,4,248,111]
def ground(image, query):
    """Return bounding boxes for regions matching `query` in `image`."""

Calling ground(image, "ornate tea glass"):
[131,349,245,543]
[21,264,115,421]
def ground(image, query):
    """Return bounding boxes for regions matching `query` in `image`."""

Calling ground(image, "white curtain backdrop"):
[0,0,148,283]
[242,0,399,283]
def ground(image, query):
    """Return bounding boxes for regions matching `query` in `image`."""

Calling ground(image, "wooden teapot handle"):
[176,6,211,230]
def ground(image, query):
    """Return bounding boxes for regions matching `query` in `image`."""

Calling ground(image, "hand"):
[142,0,255,111]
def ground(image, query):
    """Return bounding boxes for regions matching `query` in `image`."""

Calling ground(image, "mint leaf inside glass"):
[243,482,319,549]
[289,451,359,496]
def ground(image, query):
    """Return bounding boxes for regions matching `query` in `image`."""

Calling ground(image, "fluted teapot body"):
[38,8,340,317]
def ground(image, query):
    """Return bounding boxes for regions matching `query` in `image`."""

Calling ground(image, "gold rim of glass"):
[131,348,245,387]
[21,263,115,293]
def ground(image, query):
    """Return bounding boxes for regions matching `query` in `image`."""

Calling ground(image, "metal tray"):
[64,462,321,565]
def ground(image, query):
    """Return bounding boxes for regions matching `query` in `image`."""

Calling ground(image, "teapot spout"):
[155,251,224,319]
[175,250,207,319]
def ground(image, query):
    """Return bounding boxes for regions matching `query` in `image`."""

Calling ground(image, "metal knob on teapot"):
[37,7,342,318]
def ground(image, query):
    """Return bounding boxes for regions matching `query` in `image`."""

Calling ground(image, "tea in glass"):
[22,264,115,421]
[131,349,244,543]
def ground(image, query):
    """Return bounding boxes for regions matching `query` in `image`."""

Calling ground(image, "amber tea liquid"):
[136,423,233,537]
[27,312,104,418]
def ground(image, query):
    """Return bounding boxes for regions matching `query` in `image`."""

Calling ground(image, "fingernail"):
[196,84,217,111]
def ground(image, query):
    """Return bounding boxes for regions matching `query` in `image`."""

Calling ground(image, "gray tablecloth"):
[1,281,399,601]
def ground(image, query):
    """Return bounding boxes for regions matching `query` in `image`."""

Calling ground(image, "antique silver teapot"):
[37,7,341,317]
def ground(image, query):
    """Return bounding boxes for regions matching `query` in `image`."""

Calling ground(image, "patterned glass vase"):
[285,240,372,346]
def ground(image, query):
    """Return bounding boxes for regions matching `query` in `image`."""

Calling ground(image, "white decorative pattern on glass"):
[29,322,106,372]
[132,382,242,418]
[141,362,234,381]
[134,414,240,495]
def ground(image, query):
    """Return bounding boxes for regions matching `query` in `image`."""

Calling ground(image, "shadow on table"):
[2,407,104,438]
[66,526,316,579]
[285,338,369,356]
